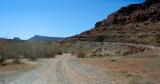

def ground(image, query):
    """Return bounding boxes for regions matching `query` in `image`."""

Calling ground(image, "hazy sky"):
[0,0,144,39]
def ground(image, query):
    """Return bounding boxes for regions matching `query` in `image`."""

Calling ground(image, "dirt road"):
[0,53,116,84]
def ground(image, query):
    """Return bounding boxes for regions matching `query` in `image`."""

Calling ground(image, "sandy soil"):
[79,57,160,84]
[0,59,38,75]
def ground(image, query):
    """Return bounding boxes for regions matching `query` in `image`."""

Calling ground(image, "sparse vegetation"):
[0,39,8,66]
[55,50,63,55]
[0,39,67,65]
[110,59,117,62]
[155,34,160,44]
[95,36,105,42]
[76,52,86,58]
[1,0,160,83]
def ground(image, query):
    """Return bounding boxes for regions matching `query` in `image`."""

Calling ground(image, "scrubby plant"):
[95,36,105,42]
[155,34,160,44]
[10,42,23,64]
[44,47,56,58]
[76,52,86,58]
[0,39,8,66]
[26,42,45,61]
[55,50,63,55]
[71,52,75,56]
[44,51,56,58]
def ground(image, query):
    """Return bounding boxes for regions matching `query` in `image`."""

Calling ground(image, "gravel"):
[0,54,116,84]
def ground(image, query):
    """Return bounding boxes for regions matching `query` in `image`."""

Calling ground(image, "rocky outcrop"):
[108,4,160,25]
[65,1,160,46]
[146,0,160,5]
[94,1,160,27]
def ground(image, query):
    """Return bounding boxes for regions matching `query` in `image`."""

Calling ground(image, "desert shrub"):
[155,34,160,44]
[45,51,55,58]
[55,50,63,55]
[77,52,86,58]
[63,50,68,53]
[0,40,66,62]
[0,41,22,65]
[110,59,117,62]
[25,42,44,61]
[95,36,105,42]
[28,56,37,61]
[0,54,6,66]
[12,54,21,64]
[71,52,75,55]
[45,46,57,58]
[0,39,8,66]
[9,42,23,64]
[0,55,4,63]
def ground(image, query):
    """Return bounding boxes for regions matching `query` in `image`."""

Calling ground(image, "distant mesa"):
[0,37,24,42]
[13,37,21,41]
[28,35,64,41]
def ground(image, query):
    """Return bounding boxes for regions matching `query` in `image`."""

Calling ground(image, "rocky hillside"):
[28,35,64,41]
[66,0,160,46]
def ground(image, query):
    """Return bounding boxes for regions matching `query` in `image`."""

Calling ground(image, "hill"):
[28,35,64,41]
[66,0,160,46]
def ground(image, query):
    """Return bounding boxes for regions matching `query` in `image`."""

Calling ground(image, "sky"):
[0,0,144,40]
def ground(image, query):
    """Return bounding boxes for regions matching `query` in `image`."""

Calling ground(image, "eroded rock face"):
[65,1,160,46]
[146,0,160,5]
[99,2,160,27]
[86,1,160,29]
[107,4,145,25]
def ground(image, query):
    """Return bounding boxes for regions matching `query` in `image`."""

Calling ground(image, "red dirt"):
[79,57,160,83]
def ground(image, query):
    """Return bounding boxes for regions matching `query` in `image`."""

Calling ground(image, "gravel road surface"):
[0,53,116,84]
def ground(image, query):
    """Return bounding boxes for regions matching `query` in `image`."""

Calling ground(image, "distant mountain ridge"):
[28,35,64,41]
